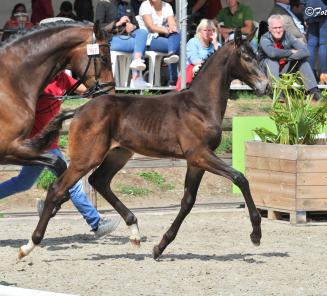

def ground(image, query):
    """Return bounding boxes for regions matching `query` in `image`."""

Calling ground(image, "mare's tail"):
[25,109,76,152]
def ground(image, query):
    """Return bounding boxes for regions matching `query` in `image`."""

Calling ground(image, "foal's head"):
[229,29,269,95]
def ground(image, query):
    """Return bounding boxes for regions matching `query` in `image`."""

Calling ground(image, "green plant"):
[138,171,174,190]
[59,135,68,148]
[215,132,232,154]
[254,72,327,145]
[62,98,88,108]
[116,184,150,196]
[36,170,56,190]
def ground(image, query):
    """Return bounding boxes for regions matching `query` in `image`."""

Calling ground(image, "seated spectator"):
[74,0,94,22]
[57,1,77,20]
[138,0,181,86]
[216,0,253,43]
[304,0,327,85]
[258,14,320,101]
[2,3,33,41]
[290,0,304,25]
[269,0,306,42]
[31,0,54,24]
[176,19,219,90]
[187,0,208,32]
[95,0,150,88]
[205,0,222,20]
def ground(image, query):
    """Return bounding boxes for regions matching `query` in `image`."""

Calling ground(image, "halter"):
[62,32,115,99]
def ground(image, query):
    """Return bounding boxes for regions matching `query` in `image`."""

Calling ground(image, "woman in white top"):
[138,0,181,86]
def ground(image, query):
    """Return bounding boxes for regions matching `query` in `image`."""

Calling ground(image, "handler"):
[0,71,120,238]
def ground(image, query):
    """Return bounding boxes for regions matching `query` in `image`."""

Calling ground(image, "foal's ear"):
[93,20,103,40]
[246,27,257,43]
[234,28,242,47]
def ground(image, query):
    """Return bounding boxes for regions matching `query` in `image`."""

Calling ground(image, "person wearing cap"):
[57,1,78,20]
[269,0,306,42]
[2,3,33,41]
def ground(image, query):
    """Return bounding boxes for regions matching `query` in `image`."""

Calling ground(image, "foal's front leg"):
[18,158,78,259]
[153,166,204,260]
[18,155,69,259]
[193,149,262,246]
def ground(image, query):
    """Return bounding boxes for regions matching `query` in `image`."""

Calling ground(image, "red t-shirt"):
[29,72,77,150]
[274,40,287,70]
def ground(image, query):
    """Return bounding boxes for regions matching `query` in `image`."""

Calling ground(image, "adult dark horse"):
[19,29,269,259]
[0,20,114,169]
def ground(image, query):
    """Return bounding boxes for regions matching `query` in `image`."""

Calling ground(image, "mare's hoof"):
[250,232,261,246]
[153,245,161,261]
[129,238,141,248]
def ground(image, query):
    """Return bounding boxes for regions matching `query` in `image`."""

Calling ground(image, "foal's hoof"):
[17,247,27,261]
[153,245,161,261]
[129,238,141,248]
[250,232,261,246]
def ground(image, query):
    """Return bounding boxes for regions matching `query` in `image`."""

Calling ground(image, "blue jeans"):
[307,17,327,74]
[148,32,181,81]
[0,148,100,230]
[110,28,148,57]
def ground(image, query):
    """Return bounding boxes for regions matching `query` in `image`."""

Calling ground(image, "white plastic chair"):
[145,51,169,87]
[110,51,133,87]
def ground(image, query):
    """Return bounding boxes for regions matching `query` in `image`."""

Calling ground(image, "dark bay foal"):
[20,29,269,259]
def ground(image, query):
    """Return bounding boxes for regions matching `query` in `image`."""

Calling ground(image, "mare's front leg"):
[153,166,204,260]
[191,149,262,246]
[88,147,141,246]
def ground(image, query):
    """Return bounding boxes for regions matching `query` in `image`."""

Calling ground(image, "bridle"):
[62,32,115,99]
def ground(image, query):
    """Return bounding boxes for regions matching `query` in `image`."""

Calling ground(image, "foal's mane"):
[0,20,92,49]
[184,41,234,91]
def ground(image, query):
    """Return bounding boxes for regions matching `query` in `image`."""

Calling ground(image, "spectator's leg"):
[318,17,327,80]
[293,60,318,91]
[132,28,148,58]
[130,29,148,81]
[262,59,280,81]
[49,149,101,231]
[110,35,135,53]
[0,165,44,199]
[306,21,319,73]
[167,33,181,83]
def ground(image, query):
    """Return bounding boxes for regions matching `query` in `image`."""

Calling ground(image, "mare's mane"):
[0,20,92,49]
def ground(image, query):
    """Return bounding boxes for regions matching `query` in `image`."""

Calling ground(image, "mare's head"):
[64,20,114,91]
[228,29,269,95]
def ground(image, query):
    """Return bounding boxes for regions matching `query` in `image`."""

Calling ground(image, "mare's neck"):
[188,45,233,119]
[3,26,87,110]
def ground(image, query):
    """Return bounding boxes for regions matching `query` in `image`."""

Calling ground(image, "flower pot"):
[245,141,327,224]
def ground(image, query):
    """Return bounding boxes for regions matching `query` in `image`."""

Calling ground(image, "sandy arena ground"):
[1,206,327,296]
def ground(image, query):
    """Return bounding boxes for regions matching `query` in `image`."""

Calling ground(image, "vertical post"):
[178,0,187,89]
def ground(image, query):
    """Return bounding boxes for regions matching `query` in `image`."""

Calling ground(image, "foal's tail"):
[25,109,76,152]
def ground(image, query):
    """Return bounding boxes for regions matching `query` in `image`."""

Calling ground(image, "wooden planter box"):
[245,141,327,224]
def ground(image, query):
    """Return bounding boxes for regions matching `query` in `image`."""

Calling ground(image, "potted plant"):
[245,72,327,223]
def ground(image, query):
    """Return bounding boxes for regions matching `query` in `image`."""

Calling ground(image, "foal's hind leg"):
[191,149,261,246]
[89,147,142,246]
[153,165,204,260]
